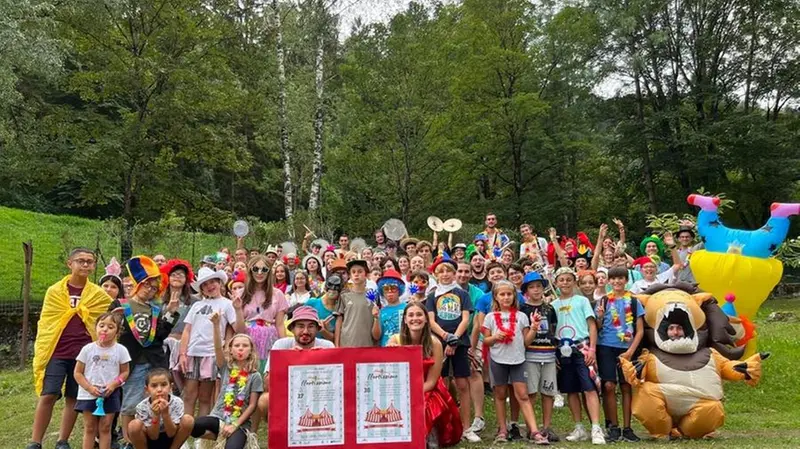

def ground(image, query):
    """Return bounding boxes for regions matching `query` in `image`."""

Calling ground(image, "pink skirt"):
[247,321,279,362]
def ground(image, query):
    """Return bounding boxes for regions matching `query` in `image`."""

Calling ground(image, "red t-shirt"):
[51,283,92,359]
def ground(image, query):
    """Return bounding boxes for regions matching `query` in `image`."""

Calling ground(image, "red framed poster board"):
[268,346,425,449]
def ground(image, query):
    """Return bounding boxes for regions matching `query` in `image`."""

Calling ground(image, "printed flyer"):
[287,364,345,447]
[355,362,412,444]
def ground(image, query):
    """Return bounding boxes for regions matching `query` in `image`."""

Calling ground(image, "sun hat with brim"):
[399,237,419,249]
[553,267,577,280]
[286,306,321,331]
[192,267,228,292]
[377,269,406,296]
[521,271,549,291]
[676,226,695,239]
[346,259,369,272]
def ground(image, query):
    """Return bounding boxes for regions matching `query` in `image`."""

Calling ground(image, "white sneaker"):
[462,429,482,443]
[554,393,565,408]
[469,417,486,433]
[565,425,589,442]
[194,439,203,449]
[180,444,189,449]
[591,426,607,445]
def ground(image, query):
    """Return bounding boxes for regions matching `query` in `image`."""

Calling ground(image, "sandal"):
[494,433,508,443]
[531,431,551,445]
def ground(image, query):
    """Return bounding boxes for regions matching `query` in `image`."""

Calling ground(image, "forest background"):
[2,0,800,258]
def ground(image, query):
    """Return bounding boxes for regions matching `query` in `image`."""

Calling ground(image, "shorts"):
[489,360,526,387]
[556,350,596,394]
[183,356,218,381]
[75,389,122,413]
[468,346,483,374]
[525,361,557,396]
[442,345,471,378]
[41,358,79,400]
[122,363,151,415]
[597,345,634,385]
[146,432,174,449]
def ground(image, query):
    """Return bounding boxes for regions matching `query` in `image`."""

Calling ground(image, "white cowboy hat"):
[192,267,228,292]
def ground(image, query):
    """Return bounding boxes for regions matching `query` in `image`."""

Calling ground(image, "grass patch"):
[0,206,234,302]
[1,300,799,449]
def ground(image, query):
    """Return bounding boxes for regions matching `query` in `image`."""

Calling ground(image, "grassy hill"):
[0,206,234,302]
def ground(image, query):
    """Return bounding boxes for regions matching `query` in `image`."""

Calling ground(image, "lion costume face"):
[636,283,745,360]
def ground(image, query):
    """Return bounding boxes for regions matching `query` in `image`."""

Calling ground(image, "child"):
[191,313,263,449]
[74,313,131,449]
[482,280,549,445]
[372,269,407,347]
[519,272,559,442]
[335,259,376,347]
[129,368,194,449]
[180,267,245,419]
[630,256,678,294]
[306,275,342,341]
[595,267,645,442]
[425,258,479,443]
[594,268,608,303]
[550,267,605,445]
[28,248,112,449]
[577,270,599,306]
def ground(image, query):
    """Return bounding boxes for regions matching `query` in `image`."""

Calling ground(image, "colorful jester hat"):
[429,251,458,273]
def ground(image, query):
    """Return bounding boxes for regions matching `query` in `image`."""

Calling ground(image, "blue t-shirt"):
[595,294,645,349]
[551,295,595,341]
[306,297,337,340]
[378,302,405,347]
[425,287,473,346]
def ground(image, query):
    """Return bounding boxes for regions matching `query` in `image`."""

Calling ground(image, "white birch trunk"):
[309,32,325,211]
[273,0,293,219]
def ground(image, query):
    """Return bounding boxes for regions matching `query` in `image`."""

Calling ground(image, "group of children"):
[28,213,703,449]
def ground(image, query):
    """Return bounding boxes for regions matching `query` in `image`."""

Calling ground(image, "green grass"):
[2,299,799,449]
[0,206,233,302]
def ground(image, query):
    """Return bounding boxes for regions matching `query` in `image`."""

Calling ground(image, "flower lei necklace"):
[494,308,518,344]
[119,297,160,347]
[222,367,250,425]
[606,291,634,342]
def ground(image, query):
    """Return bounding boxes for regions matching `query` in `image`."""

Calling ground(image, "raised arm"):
[591,224,608,270]
[549,228,569,267]
[210,312,225,369]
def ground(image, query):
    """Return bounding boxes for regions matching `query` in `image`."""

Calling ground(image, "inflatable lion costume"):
[620,284,768,439]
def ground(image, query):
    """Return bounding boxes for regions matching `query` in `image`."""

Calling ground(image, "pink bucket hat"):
[286,306,321,330]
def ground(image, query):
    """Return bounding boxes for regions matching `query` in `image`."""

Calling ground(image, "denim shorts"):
[122,363,151,415]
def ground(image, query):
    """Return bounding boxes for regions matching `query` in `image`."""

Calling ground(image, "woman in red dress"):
[389,301,463,448]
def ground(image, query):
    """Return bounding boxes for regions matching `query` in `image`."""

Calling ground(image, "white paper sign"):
[356,362,413,444]
[288,364,345,447]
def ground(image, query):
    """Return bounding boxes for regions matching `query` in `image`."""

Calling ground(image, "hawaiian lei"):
[493,308,518,344]
[606,291,634,342]
[119,297,160,347]
[222,368,250,425]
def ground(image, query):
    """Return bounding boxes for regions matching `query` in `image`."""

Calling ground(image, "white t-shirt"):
[631,269,675,294]
[135,395,185,431]
[482,311,530,365]
[265,337,335,372]
[183,297,237,356]
[288,291,311,307]
[75,342,131,400]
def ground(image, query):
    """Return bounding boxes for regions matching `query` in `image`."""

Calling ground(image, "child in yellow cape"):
[28,248,112,449]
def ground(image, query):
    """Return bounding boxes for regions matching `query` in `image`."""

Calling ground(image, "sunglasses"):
[251,266,269,274]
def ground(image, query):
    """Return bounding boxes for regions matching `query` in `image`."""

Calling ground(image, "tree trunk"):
[633,68,658,214]
[309,33,325,212]
[273,0,293,219]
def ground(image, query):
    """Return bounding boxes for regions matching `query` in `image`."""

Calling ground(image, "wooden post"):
[21,241,33,367]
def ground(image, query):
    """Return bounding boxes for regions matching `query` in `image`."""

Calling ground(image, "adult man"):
[256,306,335,422]
[476,213,509,260]
[469,252,490,293]
[519,224,548,263]
[456,262,488,435]
[338,233,350,251]
[334,259,375,347]
[152,254,167,267]
[28,248,112,449]
[374,229,388,250]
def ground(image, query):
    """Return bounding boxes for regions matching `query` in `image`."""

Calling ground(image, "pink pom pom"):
[725,293,736,303]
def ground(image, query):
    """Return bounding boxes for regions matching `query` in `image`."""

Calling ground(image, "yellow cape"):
[33,276,112,395]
